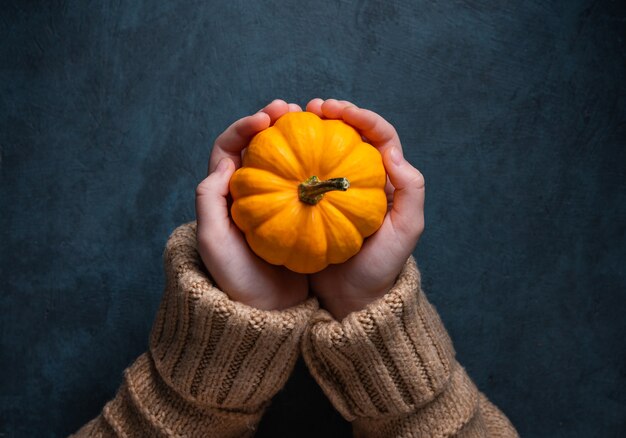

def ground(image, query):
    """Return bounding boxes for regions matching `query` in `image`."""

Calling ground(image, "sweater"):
[71,222,518,437]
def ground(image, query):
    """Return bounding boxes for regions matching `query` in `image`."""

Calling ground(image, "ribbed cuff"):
[351,365,484,437]
[98,353,265,437]
[149,222,318,412]
[301,257,456,421]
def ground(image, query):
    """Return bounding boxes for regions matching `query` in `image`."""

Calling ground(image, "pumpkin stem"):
[298,176,350,205]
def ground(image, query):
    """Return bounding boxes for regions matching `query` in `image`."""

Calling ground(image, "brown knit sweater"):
[71,222,518,437]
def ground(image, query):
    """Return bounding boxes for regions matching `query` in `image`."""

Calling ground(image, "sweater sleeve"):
[71,222,318,437]
[301,257,518,438]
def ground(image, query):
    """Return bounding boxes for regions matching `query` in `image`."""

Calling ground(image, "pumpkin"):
[229,111,387,274]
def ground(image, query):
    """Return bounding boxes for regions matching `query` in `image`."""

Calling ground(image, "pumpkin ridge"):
[274,126,312,180]
[231,192,297,231]
[231,167,299,197]
[324,188,387,237]
[317,119,362,178]
[317,201,363,265]
[246,199,303,265]
[245,126,307,181]
[290,205,328,273]
[321,142,386,187]
[275,113,322,178]
[280,207,303,267]
[320,209,333,267]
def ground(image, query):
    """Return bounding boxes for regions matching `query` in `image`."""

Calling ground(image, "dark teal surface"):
[1,1,625,437]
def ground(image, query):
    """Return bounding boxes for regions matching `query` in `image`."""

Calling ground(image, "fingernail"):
[390,147,403,165]
[216,158,230,173]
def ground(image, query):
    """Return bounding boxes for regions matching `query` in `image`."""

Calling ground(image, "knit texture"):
[71,222,518,437]
[71,222,318,437]
[301,257,519,437]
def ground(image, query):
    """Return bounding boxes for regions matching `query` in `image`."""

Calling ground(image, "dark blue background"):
[1,1,625,437]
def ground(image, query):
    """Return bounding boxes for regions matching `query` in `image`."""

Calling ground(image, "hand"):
[195,100,309,310]
[306,98,426,320]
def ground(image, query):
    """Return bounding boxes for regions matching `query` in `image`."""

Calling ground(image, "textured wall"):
[1,1,625,437]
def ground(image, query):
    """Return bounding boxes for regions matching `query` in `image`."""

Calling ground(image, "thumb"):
[384,147,426,239]
[195,158,236,241]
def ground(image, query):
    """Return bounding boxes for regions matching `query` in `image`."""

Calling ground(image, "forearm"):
[72,352,266,437]
[72,222,317,437]
[302,257,518,438]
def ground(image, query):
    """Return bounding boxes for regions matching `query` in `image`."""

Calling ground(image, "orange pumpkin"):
[229,111,387,274]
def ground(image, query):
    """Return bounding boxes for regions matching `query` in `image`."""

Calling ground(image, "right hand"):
[305,98,426,320]
[195,100,309,310]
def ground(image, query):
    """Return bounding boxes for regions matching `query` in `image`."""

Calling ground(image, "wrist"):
[197,247,308,311]
[242,290,310,311]
[317,283,393,321]
[209,276,308,311]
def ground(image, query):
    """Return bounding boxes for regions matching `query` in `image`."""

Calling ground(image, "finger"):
[321,98,355,119]
[338,99,357,107]
[384,147,425,240]
[196,158,236,242]
[209,112,271,173]
[258,99,290,124]
[288,103,302,112]
[306,98,324,116]
[341,106,401,154]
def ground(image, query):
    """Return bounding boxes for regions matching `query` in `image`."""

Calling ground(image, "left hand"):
[195,99,309,311]
[305,98,426,320]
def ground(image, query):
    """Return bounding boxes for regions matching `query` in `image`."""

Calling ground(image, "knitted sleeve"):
[301,257,518,438]
[71,222,318,437]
